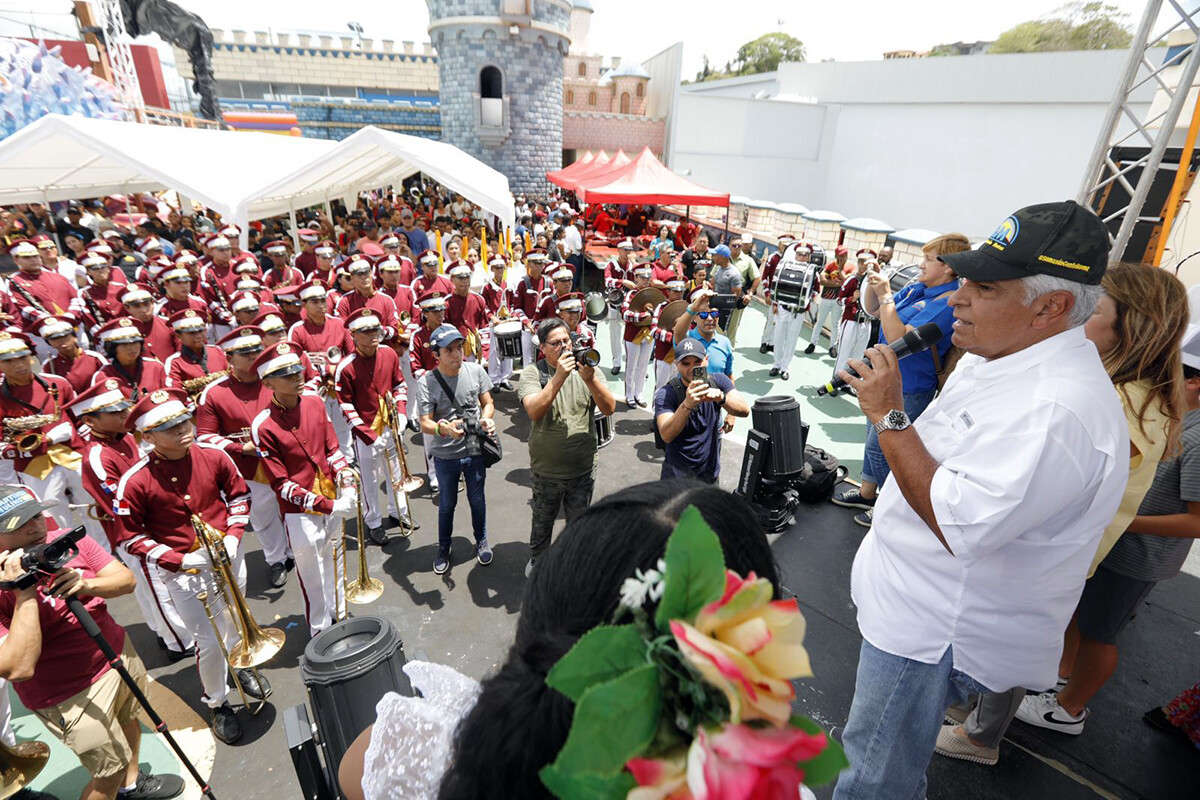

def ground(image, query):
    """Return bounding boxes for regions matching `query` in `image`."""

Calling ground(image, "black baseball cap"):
[939,200,1110,286]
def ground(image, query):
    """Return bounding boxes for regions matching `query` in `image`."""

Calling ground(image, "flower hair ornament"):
[539,506,848,799]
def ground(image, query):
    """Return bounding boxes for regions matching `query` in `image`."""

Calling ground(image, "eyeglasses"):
[696,311,719,320]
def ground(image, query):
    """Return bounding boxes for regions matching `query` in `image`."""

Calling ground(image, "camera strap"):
[432,368,470,423]
[2,374,57,415]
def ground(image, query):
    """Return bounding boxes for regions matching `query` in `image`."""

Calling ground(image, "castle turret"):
[427,0,571,195]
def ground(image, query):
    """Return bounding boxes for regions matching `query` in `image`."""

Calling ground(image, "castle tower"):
[427,0,571,196]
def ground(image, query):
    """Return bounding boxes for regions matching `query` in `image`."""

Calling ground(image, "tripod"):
[64,596,218,800]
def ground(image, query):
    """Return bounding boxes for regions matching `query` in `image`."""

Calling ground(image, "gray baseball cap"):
[0,485,55,533]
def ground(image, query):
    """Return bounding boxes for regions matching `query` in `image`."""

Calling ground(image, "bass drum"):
[594,408,613,449]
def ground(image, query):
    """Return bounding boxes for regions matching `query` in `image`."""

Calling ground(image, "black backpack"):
[794,445,848,502]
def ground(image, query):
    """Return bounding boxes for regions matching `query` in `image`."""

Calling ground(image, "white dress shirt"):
[850,326,1128,693]
[562,224,583,257]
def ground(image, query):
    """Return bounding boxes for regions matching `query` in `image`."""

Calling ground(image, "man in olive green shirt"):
[518,318,616,576]
[724,234,760,347]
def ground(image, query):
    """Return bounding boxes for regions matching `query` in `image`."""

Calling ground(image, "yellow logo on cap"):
[277,344,291,354]
[184,310,197,318]
[0,333,10,341]
[150,390,168,403]
[118,318,133,327]
[105,379,119,390]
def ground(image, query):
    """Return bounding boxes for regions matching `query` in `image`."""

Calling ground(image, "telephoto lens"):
[569,334,601,367]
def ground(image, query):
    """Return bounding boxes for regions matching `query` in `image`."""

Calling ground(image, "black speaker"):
[302,616,412,796]
[751,396,805,479]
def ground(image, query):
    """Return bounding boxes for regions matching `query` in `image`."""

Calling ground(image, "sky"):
[4,1,1153,79]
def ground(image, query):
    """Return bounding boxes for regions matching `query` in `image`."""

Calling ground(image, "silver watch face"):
[885,409,908,429]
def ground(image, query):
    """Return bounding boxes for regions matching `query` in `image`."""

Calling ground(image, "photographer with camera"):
[0,485,184,800]
[670,288,736,381]
[653,338,749,485]
[519,318,615,577]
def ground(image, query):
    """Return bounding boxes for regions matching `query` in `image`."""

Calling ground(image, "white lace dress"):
[360,661,482,800]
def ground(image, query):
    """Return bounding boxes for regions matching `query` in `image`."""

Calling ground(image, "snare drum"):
[493,320,524,359]
[594,407,613,449]
[773,264,816,312]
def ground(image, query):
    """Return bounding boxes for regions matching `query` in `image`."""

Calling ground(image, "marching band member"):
[410,291,447,382]
[757,232,797,353]
[412,250,451,299]
[826,250,875,395]
[8,239,83,321]
[555,292,595,346]
[602,239,636,376]
[312,240,339,289]
[113,387,268,745]
[512,249,549,366]
[334,309,419,543]
[72,381,195,660]
[379,234,417,284]
[535,263,576,323]
[272,285,304,329]
[378,258,419,393]
[250,342,357,635]
[256,312,321,393]
[195,327,293,588]
[337,257,399,339]
[163,310,228,395]
[263,240,304,288]
[33,233,82,287]
[39,315,107,395]
[198,236,240,340]
[92,317,170,399]
[219,225,258,270]
[807,245,846,356]
[620,264,655,408]
[483,255,514,390]
[120,283,175,362]
[769,241,814,381]
[294,228,320,277]
[155,264,209,322]
[78,250,126,336]
[290,280,354,451]
[650,279,686,394]
[229,290,266,329]
[0,331,105,550]
[444,261,488,363]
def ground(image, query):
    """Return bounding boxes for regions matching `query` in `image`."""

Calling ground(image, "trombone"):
[379,392,421,536]
[190,514,284,714]
[332,468,384,621]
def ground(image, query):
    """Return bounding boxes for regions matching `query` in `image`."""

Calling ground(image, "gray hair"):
[1020,274,1103,328]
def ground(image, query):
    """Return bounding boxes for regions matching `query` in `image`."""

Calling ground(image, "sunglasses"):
[696,311,719,320]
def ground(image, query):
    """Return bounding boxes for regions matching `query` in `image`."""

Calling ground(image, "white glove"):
[371,435,391,456]
[222,535,239,560]
[44,421,72,445]
[331,493,356,519]
[179,551,210,571]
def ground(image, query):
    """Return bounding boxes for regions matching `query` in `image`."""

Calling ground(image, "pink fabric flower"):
[627,752,692,800]
[670,571,812,726]
[686,723,827,800]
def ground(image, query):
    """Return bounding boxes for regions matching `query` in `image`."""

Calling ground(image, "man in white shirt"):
[830,200,1128,800]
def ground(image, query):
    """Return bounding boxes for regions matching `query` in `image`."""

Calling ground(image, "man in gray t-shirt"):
[708,244,743,331]
[412,324,496,575]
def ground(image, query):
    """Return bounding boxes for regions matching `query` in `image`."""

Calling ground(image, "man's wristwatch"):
[873,409,911,434]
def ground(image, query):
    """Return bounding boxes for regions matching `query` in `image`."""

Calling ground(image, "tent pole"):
[288,201,299,251]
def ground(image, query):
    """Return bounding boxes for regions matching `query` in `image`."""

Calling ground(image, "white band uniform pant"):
[521,328,537,368]
[325,393,353,457]
[607,305,624,369]
[654,359,673,396]
[623,340,653,403]
[772,306,808,372]
[487,323,513,385]
[118,547,194,654]
[353,432,409,529]
[832,318,873,381]
[248,479,290,567]
[761,303,777,347]
[284,512,340,636]
[19,464,108,554]
[809,297,842,347]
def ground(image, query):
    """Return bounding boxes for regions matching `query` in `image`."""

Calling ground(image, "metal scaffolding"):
[96,0,145,121]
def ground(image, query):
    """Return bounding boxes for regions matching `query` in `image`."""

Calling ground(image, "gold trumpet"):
[0,739,50,797]
[190,513,284,678]
[334,469,383,618]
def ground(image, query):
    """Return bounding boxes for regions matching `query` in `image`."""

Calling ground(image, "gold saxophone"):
[182,370,228,397]
[3,387,60,452]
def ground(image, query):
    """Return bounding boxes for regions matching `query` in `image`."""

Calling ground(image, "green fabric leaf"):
[552,663,661,776]
[790,714,850,787]
[539,763,638,800]
[654,505,727,630]
[546,625,647,703]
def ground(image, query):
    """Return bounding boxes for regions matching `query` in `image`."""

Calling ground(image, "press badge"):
[951,410,976,435]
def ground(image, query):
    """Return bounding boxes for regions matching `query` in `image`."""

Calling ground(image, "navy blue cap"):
[430,324,465,350]
[674,337,707,361]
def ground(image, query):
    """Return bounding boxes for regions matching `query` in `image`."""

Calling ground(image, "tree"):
[734,32,806,75]
[990,2,1131,54]
[694,54,713,83]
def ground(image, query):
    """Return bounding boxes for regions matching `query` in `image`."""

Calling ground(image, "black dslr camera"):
[569,333,601,368]
[0,526,87,590]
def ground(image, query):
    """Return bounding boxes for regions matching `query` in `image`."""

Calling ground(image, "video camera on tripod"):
[0,525,86,591]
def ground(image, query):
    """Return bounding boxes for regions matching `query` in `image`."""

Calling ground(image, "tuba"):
[190,514,284,711]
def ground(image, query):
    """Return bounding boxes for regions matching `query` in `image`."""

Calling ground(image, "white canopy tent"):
[0,114,515,244]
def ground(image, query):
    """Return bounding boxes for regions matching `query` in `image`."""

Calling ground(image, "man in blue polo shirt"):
[830,234,967,526]
[671,288,735,380]
[654,338,750,484]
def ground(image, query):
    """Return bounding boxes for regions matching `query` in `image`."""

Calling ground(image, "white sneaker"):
[1015,691,1087,735]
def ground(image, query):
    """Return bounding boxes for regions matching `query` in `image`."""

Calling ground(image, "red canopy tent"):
[546,150,606,190]
[559,149,631,192]
[576,147,729,206]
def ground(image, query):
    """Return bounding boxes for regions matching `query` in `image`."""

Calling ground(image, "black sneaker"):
[476,536,493,565]
[368,525,389,546]
[210,703,241,744]
[164,644,195,663]
[804,343,816,355]
[268,562,288,588]
[611,365,622,376]
[768,367,779,377]
[1144,706,1186,736]
[499,379,515,391]
[434,546,451,575]
[236,668,270,701]
[832,488,876,510]
[780,371,789,380]
[118,769,184,799]
[853,508,874,528]
[284,556,295,572]
[635,398,647,408]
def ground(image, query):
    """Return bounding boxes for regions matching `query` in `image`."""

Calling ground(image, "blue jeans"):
[432,456,487,551]
[833,641,993,800]
[861,389,936,486]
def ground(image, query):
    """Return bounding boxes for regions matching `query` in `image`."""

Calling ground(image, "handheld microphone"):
[817,322,943,397]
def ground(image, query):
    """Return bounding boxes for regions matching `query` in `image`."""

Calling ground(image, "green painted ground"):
[589,303,869,480]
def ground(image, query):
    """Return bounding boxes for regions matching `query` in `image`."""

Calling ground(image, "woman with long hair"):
[938,261,1190,763]
[338,481,784,800]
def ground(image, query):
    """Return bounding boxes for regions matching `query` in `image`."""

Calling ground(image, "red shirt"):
[194,375,274,482]
[412,274,452,299]
[0,525,125,709]
[652,264,680,286]
[155,295,210,324]
[760,253,782,301]
[621,288,653,343]
[444,291,489,336]
[10,269,81,328]
[512,274,546,322]
[263,264,305,289]
[198,262,237,326]
[651,300,676,361]
[409,324,439,378]
[603,258,631,294]
[535,290,571,323]
[43,348,108,395]
[837,274,862,322]
[79,281,126,332]
[334,346,405,444]
[380,284,417,323]
[81,432,141,548]
[92,357,169,398]
[251,395,350,515]
[114,443,250,572]
[335,291,399,337]
[288,316,353,360]
[131,316,176,363]
[294,250,318,278]
[163,346,228,390]
[481,280,509,316]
